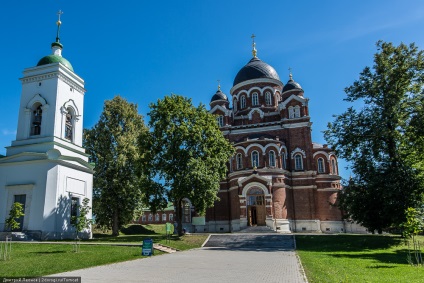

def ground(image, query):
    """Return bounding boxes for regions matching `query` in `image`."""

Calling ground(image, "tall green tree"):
[324,41,424,233]
[84,95,148,236]
[141,94,234,236]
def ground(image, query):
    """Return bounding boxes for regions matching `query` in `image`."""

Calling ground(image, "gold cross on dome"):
[57,10,63,23]
[251,34,257,57]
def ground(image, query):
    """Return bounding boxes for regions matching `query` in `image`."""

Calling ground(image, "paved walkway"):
[51,233,308,283]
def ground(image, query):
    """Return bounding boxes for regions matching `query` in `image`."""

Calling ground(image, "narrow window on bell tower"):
[65,107,74,142]
[30,104,43,136]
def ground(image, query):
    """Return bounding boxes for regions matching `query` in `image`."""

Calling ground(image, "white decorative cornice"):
[279,94,308,110]
[231,78,283,95]
[247,108,264,120]
[239,180,272,196]
[63,99,81,121]
[281,122,312,129]
[20,71,86,94]
[26,93,48,108]
[235,142,282,156]
[232,85,280,101]
[210,104,232,116]
[20,73,57,84]
[57,73,86,94]
[313,151,330,160]
[5,184,34,190]
[291,147,306,159]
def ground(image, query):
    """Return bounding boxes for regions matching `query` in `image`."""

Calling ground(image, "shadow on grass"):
[327,249,409,265]
[366,265,396,269]
[30,251,67,254]
[89,234,181,243]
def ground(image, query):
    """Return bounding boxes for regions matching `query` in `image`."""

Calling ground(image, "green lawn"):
[0,244,146,279]
[296,234,424,283]
[0,224,208,279]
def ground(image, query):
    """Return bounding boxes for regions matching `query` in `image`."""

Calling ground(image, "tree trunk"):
[112,209,119,236]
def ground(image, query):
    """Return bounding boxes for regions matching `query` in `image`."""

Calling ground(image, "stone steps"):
[153,243,178,253]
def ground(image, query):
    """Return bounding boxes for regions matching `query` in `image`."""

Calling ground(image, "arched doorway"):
[246,187,266,226]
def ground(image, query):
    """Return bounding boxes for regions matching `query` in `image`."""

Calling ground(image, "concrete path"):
[51,233,308,283]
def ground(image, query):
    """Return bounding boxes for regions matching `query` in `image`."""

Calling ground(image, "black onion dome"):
[210,89,228,103]
[282,78,303,92]
[233,57,280,86]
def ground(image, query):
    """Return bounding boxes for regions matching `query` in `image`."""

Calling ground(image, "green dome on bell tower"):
[36,10,74,72]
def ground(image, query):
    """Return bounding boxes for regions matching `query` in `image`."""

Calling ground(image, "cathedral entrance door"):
[247,188,266,226]
[256,204,266,226]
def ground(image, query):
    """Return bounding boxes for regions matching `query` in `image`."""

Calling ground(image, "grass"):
[0,244,148,279]
[0,224,207,279]
[90,224,208,251]
[296,234,424,283]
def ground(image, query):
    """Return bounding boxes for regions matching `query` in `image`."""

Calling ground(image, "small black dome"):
[233,57,280,86]
[210,89,228,103]
[282,78,303,92]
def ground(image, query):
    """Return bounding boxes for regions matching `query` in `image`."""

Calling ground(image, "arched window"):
[252,93,259,106]
[288,106,294,119]
[294,105,301,118]
[216,115,224,127]
[148,214,153,221]
[236,153,243,170]
[331,159,337,175]
[30,103,43,136]
[295,154,303,170]
[233,99,237,111]
[317,158,325,173]
[251,151,259,168]
[65,107,74,141]
[265,91,272,105]
[155,213,160,221]
[241,96,246,109]
[269,150,276,167]
[282,152,287,169]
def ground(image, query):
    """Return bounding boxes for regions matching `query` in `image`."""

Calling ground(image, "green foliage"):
[401,207,424,266]
[5,202,24,231]
[401,207,424,238]
[141,94,234,235]
[70,198,92,240]
[84,95,149,236]
[325,41,424,232]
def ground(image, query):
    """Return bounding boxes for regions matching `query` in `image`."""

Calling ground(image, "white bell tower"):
[0,12,93,240]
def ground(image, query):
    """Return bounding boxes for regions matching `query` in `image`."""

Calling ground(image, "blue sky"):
[1,1,423,180]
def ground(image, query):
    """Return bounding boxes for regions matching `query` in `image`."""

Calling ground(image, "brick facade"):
[206,53,344,233]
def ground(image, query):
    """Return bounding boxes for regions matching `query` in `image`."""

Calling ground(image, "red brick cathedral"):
[205,43,345,233]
